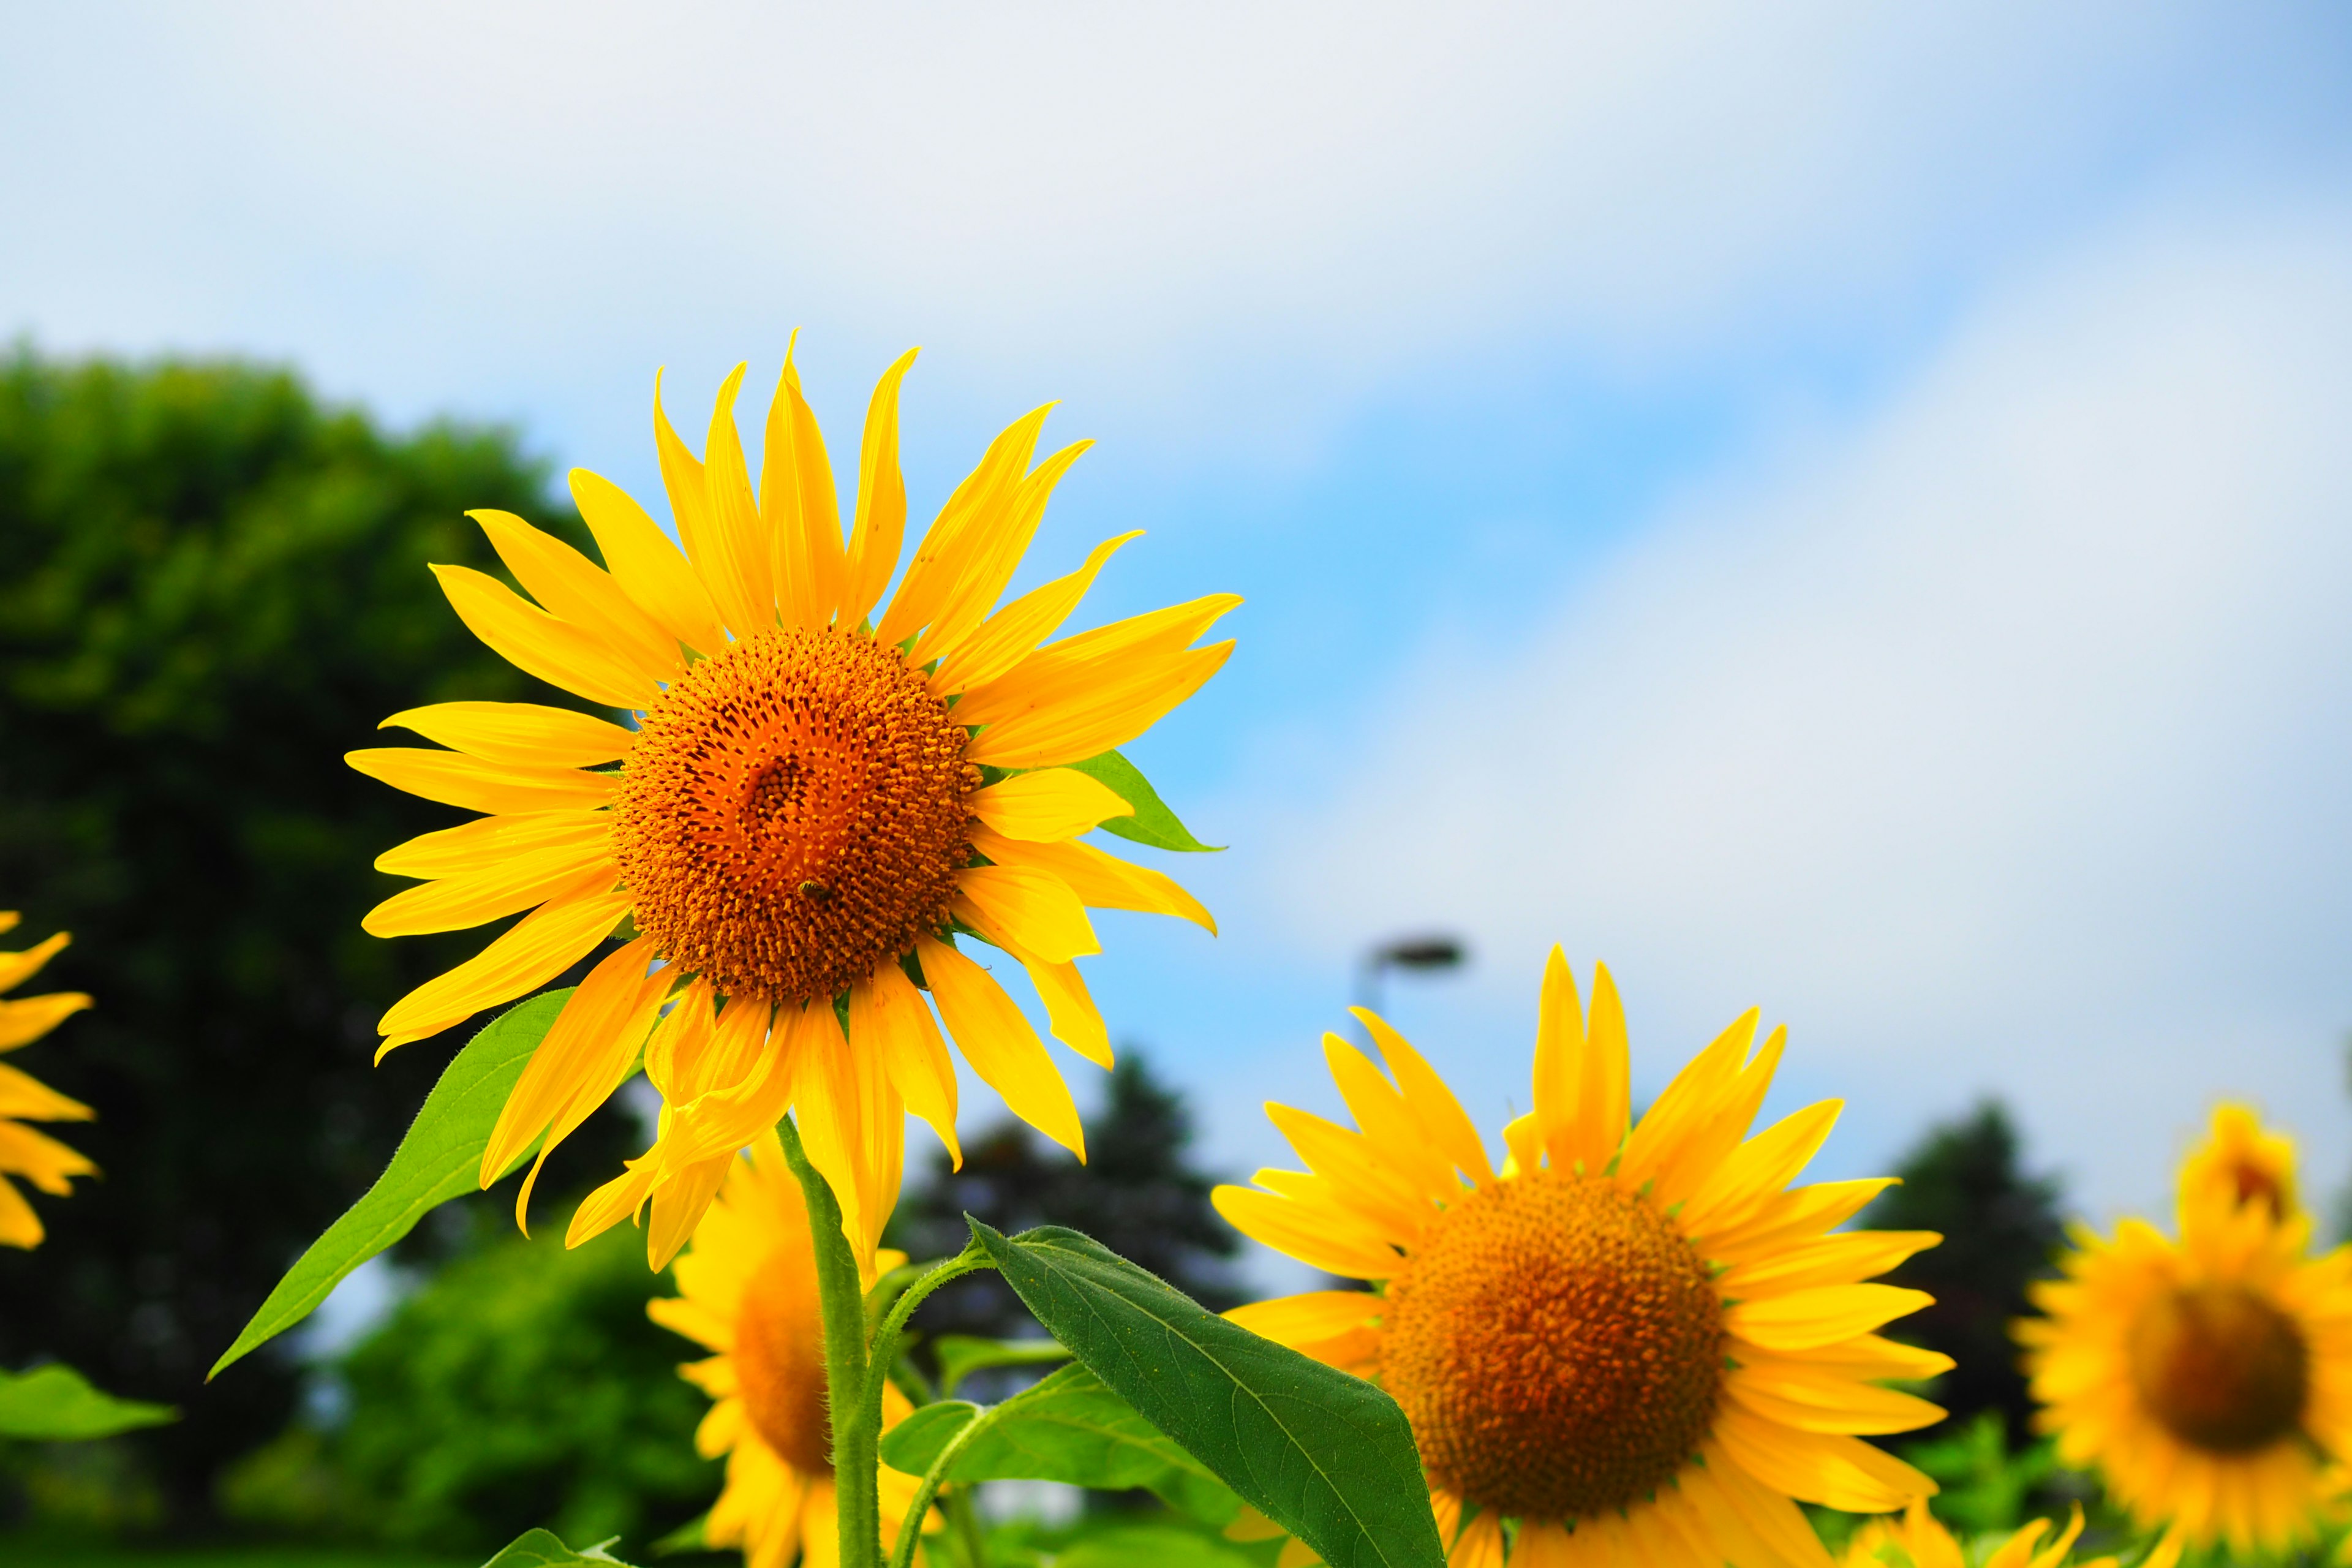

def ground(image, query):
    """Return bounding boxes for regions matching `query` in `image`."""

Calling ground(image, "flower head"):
[2018,1107,2352,1558]
[350,347,1232,1261]
[1218,948,1946,1568]
[0,910,96,1249]
[2179,1102,2296,1227]
[650,1131,933,1568]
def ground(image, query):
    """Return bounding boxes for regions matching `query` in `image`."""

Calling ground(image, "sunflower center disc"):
[2129,1282,2308,1453]
[1381,1169,1724,1521]
[613,627,978,1005]
[733,1247,835,1474]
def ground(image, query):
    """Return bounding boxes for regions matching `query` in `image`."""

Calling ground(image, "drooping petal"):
[919,936,1084,1158]
[792,1000,904,1261]
[970,828,1215,934]
[854,964,960,1169]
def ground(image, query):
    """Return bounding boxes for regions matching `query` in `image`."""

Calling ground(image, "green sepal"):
[208,989,571,1379]
[1068,751,1221,851]
[0,1363,176,1440]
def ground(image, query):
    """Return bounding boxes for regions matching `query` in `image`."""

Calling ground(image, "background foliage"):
[0,347,633,1524]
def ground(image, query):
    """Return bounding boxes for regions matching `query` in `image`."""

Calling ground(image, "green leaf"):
[932,1333,1072,1396]
[879,1399,984,1473]
[479,1527,639,1567]
[646,1511,709,1557]
[937,1364,1243,1525]
[1069,751,1222,852]
[209,989,572,1379]
[968,1223,1441,1568]
[0,1363,177,1440]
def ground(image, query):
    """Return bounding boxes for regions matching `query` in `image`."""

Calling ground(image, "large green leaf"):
[480,1527,638,1567]
[932,1332,1072,1396]
[0,1363,176,1439]
[1069,751,1222,852]
[209,989,571,1379]
[881,1363,1243,1525]
[968,1223,1441,1568]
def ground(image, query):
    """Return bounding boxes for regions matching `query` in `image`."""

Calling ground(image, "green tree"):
[0,347,631,1521]
[1864,1100,2065,1441]
[892,1050,1244,1357]
[313,1218,716,1553]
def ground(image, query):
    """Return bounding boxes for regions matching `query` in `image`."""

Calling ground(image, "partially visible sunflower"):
[1838,1499,2165,1568]
[0,910,96,1248]
[2018,1107,2352,1559]
[1217,948,1946,1568]
[650,1129,935,1568]
[350,346,1231,1262]
[2180,1102,2296,1224]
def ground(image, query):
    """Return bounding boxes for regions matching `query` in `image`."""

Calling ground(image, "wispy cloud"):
[1251,198,2352,1217]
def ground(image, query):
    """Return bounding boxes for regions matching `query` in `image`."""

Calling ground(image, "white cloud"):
[1257,200,2352,1219]
[2,4,2335,455]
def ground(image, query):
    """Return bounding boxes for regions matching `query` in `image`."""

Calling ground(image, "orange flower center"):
[2128,1282,2307,1453]
[1379,1169,1724,1521]
[613,627,978,1005]
[733,1246,835,1476]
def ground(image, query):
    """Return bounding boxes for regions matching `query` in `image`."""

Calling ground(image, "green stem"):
[776,1114,882,1568]
[946,1485,989,1568]
[889,1401,1010,1568]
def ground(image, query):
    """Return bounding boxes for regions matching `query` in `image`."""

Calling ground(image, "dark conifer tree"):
[1864,1100,2065,1441]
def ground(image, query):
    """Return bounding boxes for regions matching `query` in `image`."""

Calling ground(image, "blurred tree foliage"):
[1866,1100,2065,1441]
[892,1051,1243,1359]
[0,346,631,1523]
[221,1217,718,1553]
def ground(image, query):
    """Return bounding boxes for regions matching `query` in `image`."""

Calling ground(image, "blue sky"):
[8,4,2352,1287]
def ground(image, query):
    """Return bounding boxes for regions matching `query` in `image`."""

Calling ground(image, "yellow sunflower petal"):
[919,936,1084,1159]
[1265,1102,1431,1246]
[647,1152,737,1271]
[763,339,847,631]
[1319,1035,1462,1206]
[1723,1370,1945,1436]
[1680,1100,1845,1242]
[969,768,1135,842]
[916,440,1093,667]
[363,837,618,937]
[428,562,658,709]
[1719,1229,1941,1297]
[1354,1009,1495,1185]
[0,992,92,1052]
[855,964,960,1169]
[374,810,612,880]
[792,998,905,1261]
[372,870,628,1051]
[970,828,1215,935]
[840,349,919,630]
[1210,1182,1401,1280]
[953,865,1099,964]
[0,931,70,996]
[701,363,779,638]
[0,1121,97,1191]
[875,404,1054,649]
[470,509,684,687]
[345,747,619,816]
[1700,1177,1898,1263]
[1223,1290,1383,1346]
[570,467,729,657]
[0,1175,47,1248]
[646,1293,734,1354]
[379,701,636,769]
[933,530,1142,696]
[1729,1283,1935,1352]
[0,1061,94,1122]
[961,638,1235,770]
[481,933,666,1204]
[1616,1005,1760,1197]
[1714,1406,1934,1512]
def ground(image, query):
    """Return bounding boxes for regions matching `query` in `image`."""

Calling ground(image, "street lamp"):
[1354,933,1468,1035]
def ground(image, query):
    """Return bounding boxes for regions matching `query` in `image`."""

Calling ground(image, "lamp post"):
[1354,933,1468,1039]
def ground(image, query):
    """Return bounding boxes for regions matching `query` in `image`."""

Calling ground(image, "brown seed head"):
[1380,1169,1724,1521]
[2129,1282,2307,1454]
[612,627,978,1005]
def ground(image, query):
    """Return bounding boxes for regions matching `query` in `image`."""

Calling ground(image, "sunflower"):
[0,910,96,1249]
[2179,1102,2296,1224]
[1837,1499,2160,1568]
[650,1129,934,1568]
[349,346,1231,1262]
[2018,1107,2352,1559]
[1217,948,1947,1568]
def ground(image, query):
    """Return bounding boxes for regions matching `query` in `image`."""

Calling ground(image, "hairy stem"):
[889,1402,1008,1568]
[776,1114,881,1568]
